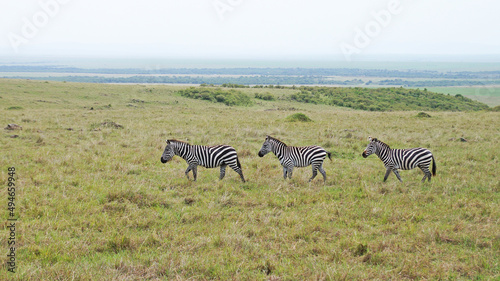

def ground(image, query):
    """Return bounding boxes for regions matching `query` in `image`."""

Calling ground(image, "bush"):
[254,92,275,101]
[416,112,432,118]
[285,113,312,122]
[178,87,253,106]
[7,106,23,110]
[290,91,321,104]
[221,83,249,88]
[489,105,500,112]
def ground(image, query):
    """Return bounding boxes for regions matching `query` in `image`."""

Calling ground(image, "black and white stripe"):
[362,137,436,182]
[161,139,245,182]
[258,136,331,182]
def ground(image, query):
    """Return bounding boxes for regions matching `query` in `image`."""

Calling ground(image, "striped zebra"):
[161,139,245,182]
[258,136,332,182]
[362,137,436,182]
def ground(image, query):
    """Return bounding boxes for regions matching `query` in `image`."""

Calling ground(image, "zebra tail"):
[237,157,242,169]
[432,155,437,176]
[327,152,332,161]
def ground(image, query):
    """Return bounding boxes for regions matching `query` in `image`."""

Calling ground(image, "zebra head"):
[161,140,175,163]
[258,136,273,157]
[362,136,378,158]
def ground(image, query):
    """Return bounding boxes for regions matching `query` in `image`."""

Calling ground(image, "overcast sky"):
[1,0,499,61]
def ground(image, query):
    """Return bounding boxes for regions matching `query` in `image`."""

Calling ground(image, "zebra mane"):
[167,139,190,146]
[373,138,391,149]
[267,136,287,147]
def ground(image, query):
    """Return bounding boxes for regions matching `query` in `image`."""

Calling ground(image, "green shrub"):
[285,113,312,122]
[290,90,322,104]
[416,112,432,118]
[7,106,23,110]
[178,87,253,106]
[254,92,275,101]
[490,105,500,112]
[221,83,249,88]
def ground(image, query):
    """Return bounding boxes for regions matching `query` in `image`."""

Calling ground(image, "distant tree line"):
[2,65,500,79]
[6,75,499,87]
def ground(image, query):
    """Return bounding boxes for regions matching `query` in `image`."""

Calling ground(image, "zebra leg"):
[185,166,192,180]
[383,168,391,182]
[419,165,431,182]
[230,165,245,183]
[219,164,227,180]
[192,165,198,181]
[236,169,246,182]
[318,164,327,183]
[288,166,294,179]
[282,166,288,180]
[309,164,318,182]
[393,169,403,182]
[226,163,246,182]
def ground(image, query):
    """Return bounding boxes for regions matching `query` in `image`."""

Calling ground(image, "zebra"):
[362,137,436,182]
[160,139,245,182]
[258,135,332,182]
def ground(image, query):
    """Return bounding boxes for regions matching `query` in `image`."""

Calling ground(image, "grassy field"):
[1,79,499,280]
[427,86,500,107]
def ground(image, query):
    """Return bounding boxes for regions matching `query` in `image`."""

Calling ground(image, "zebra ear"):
[166,140,170,144]
[368,136,372,142]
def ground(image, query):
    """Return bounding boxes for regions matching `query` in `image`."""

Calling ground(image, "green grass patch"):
[90,120,124,130]
[285,112,313,122]
[7,106,23,110]
[426,86,500,107]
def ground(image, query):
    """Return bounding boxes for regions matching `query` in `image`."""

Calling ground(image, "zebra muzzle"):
[362,151,368,158]
[161,157,168,163]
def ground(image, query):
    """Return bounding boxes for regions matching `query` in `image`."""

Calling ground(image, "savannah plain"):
[0,79,499,280]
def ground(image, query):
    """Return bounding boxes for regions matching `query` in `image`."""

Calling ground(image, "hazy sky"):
[1,0,499,61]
